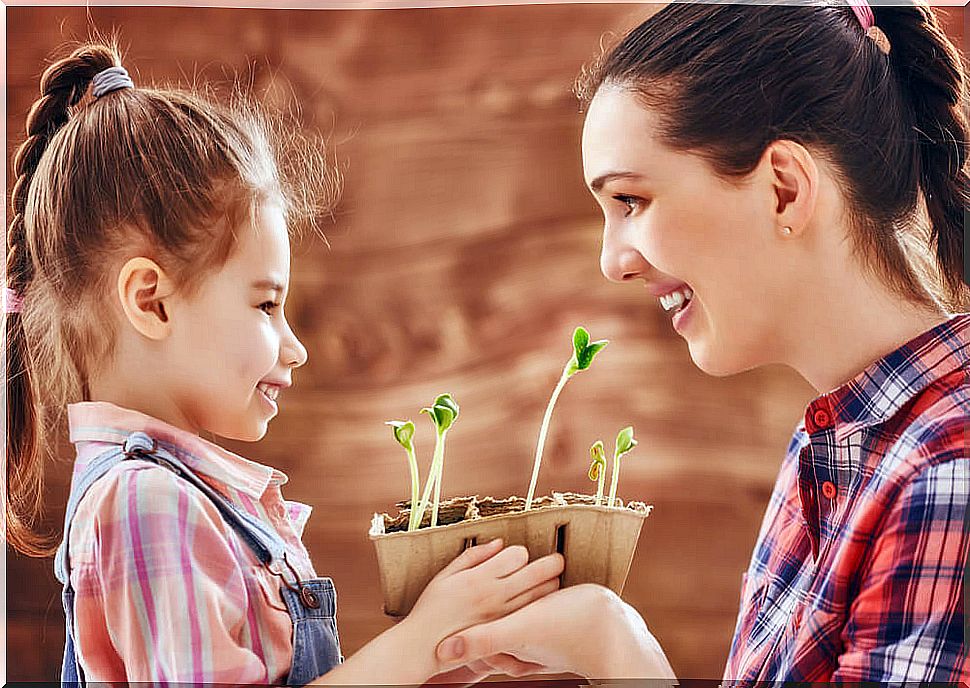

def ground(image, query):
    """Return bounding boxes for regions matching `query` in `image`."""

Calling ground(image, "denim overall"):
[53,431,343,686]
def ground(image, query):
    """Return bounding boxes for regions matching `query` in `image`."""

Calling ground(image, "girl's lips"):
[257,384,280,411]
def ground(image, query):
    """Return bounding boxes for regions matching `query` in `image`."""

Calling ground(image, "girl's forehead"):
[230,204,291,273]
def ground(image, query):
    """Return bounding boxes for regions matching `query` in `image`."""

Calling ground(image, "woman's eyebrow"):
[589,171,647,193]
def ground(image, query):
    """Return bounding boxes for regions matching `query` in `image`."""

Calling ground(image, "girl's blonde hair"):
[5,42,338,556]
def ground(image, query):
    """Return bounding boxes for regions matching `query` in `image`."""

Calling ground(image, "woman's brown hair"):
[576,0,968,311]
[5,42,337,556]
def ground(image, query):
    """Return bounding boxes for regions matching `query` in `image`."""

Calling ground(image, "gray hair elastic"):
[91,66,134,99]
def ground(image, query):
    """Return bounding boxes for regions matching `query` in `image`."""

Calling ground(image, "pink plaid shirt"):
[724,314,969,683]
[64,401,317,683]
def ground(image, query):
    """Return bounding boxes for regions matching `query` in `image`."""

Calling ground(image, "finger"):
[426,664,490,686]
[479,653,550,678]
[503,577,560,615]
[500,552,564,598]
[436,538,504,578]
[436,611,531,671]
[471,543,529,579]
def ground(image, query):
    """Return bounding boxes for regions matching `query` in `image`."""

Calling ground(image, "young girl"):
[431,0,969,682]
[3,42,575,685]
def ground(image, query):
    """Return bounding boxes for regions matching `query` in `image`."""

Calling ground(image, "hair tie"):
[4,287,23,314]
[91,66,134,99]
[848,0,891,55]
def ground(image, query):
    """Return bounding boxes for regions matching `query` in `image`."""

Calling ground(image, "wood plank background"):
[6,3,964,682]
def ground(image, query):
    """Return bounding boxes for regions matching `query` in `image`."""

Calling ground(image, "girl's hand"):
[307,539,563,686]
[398,538,565,679]
[433,584,677,680]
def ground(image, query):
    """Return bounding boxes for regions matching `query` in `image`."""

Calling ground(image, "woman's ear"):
[765,139,819,238]
[116,257,176,340]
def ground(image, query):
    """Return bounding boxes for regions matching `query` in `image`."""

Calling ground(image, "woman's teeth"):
[257,383,280,401]
[659,287,693,312]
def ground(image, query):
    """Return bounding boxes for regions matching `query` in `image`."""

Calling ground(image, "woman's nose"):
[600,225,648,283]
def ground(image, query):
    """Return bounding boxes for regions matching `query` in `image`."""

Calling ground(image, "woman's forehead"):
[582,89,675,185]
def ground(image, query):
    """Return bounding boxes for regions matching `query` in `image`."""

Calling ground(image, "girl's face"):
[167,201,308,441]
[582,86,793,376]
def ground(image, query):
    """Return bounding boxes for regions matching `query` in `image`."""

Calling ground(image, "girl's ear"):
[764,139,819,239]
[117,257,176,340]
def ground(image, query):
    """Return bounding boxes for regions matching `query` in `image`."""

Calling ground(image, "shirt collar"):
[803,313,970,437]
[67,401,286,499]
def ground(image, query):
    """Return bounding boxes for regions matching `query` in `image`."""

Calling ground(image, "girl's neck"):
[87,374,201,436]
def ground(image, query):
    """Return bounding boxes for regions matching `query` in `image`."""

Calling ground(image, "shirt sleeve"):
[834,457,969,683]
[72,462,271,683]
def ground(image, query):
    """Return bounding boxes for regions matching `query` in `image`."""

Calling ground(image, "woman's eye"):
[613,194,642,216]
[258,301,280,315]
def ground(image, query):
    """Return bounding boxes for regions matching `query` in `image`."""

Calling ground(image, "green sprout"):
[525,326,608,511]
[588,440,607,506]
[413,393,460,528]
[386,420,421,531]
[607,426,638,508]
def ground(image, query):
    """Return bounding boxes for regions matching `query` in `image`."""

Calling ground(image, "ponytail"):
[5,44,118,556]
[875,2,969,307]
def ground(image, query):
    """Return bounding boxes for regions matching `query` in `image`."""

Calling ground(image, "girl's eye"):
[258,301,280,315]
[613,194,643,217]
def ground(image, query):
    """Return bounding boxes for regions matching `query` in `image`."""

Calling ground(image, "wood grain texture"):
[6,3,964,682]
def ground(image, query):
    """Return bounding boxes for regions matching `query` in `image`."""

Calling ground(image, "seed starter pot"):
[369,492,651,617]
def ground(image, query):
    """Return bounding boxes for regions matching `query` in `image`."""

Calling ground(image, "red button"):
[821,481,837,499]
[813,408,832,429]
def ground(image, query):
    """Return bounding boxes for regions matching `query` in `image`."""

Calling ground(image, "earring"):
[781,226,792,235]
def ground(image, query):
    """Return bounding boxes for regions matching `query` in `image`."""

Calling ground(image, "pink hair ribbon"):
[4,286,23,314]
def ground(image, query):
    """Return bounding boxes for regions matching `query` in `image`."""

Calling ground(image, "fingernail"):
[442,637,465,661]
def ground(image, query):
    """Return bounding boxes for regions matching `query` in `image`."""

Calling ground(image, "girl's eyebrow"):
[251,279,285,295]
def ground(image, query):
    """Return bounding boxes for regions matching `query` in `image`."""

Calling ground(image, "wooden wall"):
[6,3,964,682]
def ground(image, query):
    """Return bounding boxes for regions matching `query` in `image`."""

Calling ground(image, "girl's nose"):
[600,225,648,283]
[282,321,309,369]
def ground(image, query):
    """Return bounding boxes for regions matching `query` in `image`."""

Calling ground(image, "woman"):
[433,1,969,682]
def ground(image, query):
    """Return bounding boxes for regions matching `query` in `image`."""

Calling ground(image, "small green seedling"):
[525,326,608,511]
[607,426,638,508]
[414,393,460,528]
[386,420,421,531]
[588,440,607,506]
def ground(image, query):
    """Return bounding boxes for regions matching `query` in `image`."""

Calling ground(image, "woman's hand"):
[433,583,677,680]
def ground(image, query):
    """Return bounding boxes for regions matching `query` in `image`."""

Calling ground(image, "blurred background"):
[6,2,965,682]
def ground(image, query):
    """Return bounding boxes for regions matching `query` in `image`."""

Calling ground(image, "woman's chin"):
[687,339,748,378]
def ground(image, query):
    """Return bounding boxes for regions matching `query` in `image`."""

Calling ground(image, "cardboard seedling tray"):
[369,492,652,617]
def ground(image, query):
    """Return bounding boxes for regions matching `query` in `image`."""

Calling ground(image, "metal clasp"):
[267,552,320,609]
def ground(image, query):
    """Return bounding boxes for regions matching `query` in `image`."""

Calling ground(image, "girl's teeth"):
[258,384,279,401]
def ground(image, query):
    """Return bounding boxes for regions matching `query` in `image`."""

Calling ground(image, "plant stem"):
[595,471,605,507]
[414,431,444,528]
[431,464,442,527]
[608,456,621,508]
[406,446,421,531]
[525,367,571,511]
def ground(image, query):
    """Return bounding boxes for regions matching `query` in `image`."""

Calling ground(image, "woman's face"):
[582,86,792,376]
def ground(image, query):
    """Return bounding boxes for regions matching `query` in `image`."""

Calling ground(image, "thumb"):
[436,616,523,669]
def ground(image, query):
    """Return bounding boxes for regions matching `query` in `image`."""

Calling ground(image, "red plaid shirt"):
[724,314,969,684]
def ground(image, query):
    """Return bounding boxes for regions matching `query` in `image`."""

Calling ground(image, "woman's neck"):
[786,272,949,394]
